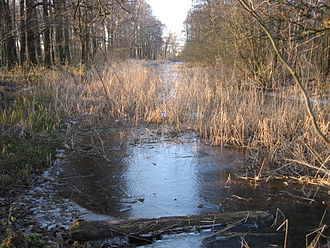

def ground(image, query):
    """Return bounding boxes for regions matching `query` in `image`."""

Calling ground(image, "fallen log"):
[70,210,273,242]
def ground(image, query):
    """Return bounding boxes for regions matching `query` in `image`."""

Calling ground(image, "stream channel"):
[10,62,329,247]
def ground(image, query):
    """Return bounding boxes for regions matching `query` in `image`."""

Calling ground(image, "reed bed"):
[43,61,162,124]
[38,60,329,185]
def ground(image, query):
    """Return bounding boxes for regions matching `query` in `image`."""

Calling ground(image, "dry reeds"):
[37,60,161,124]
[41,60,329,183]
[154,65,328,182]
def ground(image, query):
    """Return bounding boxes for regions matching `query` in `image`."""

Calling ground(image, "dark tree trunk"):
[79,5,89,66]
[20,0,26,65]
[54,0,65,64]
[81,29,89,65]
[63,1,71,64]
[49,2,55,65]
[64,23,71,63]
[26,0,38,64]
[321,31,330,78]
[43,0,51,66]
[33,5,42,63]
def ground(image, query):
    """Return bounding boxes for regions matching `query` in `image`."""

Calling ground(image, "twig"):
[271,208,286,228]
[94,66,116,109]
[306,225,326,248]
[201,218,246,244]
[285,158,330,175]
[276,219,289,248]
[281,191,315,202]
[232,194,252,201]
[241,236,250,248]
[115,0,131,13]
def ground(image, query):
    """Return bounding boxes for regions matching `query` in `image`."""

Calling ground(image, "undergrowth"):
[0,71,61,195]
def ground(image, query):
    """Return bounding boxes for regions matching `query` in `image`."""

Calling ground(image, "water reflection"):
[58,129,131,216]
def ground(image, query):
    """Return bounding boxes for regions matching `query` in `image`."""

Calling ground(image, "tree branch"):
[237,0,330,147]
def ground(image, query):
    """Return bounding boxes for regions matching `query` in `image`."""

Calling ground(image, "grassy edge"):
[0,72,62,196]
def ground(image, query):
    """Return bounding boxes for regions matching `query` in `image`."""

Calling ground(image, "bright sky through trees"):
[146,0,192,40]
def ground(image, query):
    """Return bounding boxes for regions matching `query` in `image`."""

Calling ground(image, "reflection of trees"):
[163,33,180,59]
[194,146,246,212]
[59,129,130,215]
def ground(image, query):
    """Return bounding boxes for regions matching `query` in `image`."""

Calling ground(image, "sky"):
[146,0,192,41]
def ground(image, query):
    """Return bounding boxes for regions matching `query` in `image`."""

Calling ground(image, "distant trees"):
[182,0,330,87]
[0,0,164,68]
[130,1,164,59]
[163,33,180,59]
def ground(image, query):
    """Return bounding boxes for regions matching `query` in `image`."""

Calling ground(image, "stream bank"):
[1,123,328,247]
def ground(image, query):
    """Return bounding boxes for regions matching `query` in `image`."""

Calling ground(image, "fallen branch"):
[70,210,272,241]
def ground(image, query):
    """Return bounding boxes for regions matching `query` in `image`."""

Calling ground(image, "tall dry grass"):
[43,61,162,124]
[42,60,329,184]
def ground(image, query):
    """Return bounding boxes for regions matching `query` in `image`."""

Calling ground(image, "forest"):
[184,0,330,87]
[0,0,164,68]
[0,0,329,247]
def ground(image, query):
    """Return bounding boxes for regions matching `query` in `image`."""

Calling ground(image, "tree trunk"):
[54,0,65,64]
[26,0,38,64]
[43,0,51,66]
[19,0,26,65]
[33,5,42,63]
[322,31,330,78]
[64,22,71,63]
[63,0,70,64]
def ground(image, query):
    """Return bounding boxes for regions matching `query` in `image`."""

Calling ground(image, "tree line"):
[182,0,330,87]
[0,0,164,68]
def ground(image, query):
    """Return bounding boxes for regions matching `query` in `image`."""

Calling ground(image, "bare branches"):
[237,0,330,147]
[115,0,131,13]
